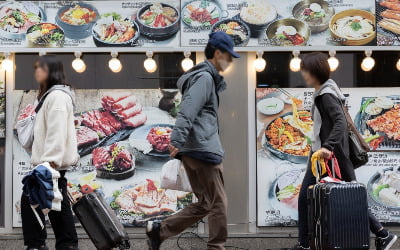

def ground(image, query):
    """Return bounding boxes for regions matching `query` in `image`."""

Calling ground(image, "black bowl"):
[211,19,250,47]
[92,20,140,47]
[55,2,99,39]
[136,3,180,40]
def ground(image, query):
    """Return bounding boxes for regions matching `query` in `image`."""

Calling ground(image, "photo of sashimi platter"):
[12,89,193,227]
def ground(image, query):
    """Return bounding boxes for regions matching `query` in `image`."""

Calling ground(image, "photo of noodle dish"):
[329,9,375,45]
[332,16,374,40]
[266,19,310,46]
[292,0,334,33]
[273,25,305,46]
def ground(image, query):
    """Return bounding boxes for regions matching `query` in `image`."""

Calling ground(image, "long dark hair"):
[35,55,66,100]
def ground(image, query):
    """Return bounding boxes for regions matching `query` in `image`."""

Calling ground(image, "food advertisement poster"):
[256,87,400,226]
[377,0,400,46]
[12,89,192,227]
[180,0,376,47]
[0,1,180,48]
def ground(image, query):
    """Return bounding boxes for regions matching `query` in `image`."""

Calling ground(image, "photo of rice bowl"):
[26,23,64,47]
[239,1,277,37]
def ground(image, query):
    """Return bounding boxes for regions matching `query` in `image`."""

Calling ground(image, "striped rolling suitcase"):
[307,181,370,250]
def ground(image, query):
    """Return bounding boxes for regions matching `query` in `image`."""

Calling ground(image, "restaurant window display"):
[12,53,195,227]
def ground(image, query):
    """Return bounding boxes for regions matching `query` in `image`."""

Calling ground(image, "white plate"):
[257,97,284,115]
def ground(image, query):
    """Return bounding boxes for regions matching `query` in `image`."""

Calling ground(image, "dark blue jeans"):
[298,166,383,247]
[21,171,78,250]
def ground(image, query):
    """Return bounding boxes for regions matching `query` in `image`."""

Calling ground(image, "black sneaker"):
[292,243,310,250]
[26,246,49,250]
[376,232,398,250]
[146,220,162,250]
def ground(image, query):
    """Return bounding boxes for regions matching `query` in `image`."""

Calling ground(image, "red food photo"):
[146,126,172,152]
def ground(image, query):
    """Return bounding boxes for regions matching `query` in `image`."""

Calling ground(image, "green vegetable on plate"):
[373,184,389,198]
[350,21,362,31]
[365,134,380,143]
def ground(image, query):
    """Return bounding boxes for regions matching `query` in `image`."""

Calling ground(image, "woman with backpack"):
[293,52,397,250]
[20,55,80,250]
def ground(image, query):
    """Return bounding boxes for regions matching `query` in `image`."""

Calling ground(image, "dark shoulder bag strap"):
[34,92,52,113]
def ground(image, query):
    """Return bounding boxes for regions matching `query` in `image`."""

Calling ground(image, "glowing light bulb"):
[361,50,375,72]
[1,52,13,71]
[361,57,375,72]
[181,58,193,72]
[109,51,122,73]
[144,51,157,73]
[290,57,301,72]
[396,59,400,71]
[254,58,266,72]
[72,52,86,73]
[254,51,266,72]
[328,50,339,72]
[290,50,301,72]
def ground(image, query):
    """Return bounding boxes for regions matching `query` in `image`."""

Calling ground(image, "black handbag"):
[348,128,369,168]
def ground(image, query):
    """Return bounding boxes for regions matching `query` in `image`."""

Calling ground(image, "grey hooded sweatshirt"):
[170,60,226,157]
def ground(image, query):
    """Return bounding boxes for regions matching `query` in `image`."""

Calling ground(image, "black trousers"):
[298,165,384,247]
[21,171,78,249]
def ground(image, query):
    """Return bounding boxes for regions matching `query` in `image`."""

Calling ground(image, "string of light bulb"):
[251,50,380,73]
[0,50,389,73]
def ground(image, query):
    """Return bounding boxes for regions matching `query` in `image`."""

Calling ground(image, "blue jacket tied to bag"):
[22,162,63,228]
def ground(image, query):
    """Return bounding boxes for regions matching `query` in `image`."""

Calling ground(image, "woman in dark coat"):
[293,52,397,250]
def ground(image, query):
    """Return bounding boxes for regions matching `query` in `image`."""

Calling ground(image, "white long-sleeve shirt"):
[31,90,79,170]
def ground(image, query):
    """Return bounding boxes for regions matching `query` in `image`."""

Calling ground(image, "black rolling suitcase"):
[307,155,370,250]
[72,192,130,250]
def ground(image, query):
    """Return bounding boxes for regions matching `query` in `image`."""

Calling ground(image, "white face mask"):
[218,59,231,72]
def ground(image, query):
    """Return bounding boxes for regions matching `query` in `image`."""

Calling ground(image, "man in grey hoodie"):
[146,32,240,250]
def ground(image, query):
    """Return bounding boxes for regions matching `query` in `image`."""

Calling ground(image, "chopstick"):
[278,88,293,98]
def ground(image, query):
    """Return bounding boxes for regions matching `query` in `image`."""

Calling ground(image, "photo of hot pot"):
[55,3,99,39]
[136,2,180,40]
